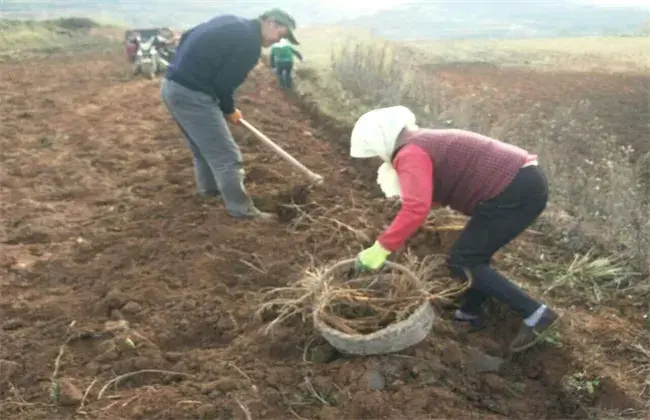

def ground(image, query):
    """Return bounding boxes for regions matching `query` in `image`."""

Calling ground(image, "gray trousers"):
[161,78,256,218]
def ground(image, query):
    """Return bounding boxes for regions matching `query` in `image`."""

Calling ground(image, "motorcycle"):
[132,35,160,79]
[131,35,177,79]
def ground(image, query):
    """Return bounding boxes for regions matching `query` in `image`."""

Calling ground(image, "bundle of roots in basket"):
[257,254,470,336]
[314,270,427,335]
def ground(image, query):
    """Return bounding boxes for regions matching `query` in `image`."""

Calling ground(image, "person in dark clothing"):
[351,106,560,354]
[269,38,303,89]
[161,9,299,220]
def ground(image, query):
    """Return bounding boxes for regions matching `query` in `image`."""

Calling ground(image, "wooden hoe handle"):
[240,118,324,185]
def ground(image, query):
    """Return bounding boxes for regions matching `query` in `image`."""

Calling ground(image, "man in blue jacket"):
[161,9,299,220]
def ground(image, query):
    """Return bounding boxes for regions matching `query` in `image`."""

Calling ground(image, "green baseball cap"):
[261,8,299,45]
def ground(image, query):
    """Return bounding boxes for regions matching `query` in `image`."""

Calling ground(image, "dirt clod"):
[56,378,83,406]
[163,352,183,363]
[0,360,20,382]
[366,369,386,390]
[309,343,339,364]
[121,301,142,315]
[467,348,504,373]
[2,318,27,330]
[200,378,239,394]
[441,341,463,367]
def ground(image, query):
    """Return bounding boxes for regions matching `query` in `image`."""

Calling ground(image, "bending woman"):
[350,106,558,353]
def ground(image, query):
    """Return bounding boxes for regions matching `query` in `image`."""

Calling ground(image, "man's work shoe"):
[197,190,221,200]
[509,308,560,353]
[236,207,277,221]
[451,309,486,332]
[251,211,277,221]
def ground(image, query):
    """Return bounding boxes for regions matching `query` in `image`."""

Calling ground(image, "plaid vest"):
[395,129,533,215]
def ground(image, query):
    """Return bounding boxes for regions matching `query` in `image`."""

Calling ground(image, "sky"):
[316,0,650,13]
[579,0,650,7]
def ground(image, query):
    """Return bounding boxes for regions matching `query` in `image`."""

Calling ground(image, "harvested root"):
[255,265,323,335]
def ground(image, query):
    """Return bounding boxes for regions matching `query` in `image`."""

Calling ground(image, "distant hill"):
[0,0,344,28]
[2,0,649,39]
[0,17,120,57]
[336,0,650,39]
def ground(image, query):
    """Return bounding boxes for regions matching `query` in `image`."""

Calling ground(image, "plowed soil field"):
[0,50,647,419]
[432,65,650,156]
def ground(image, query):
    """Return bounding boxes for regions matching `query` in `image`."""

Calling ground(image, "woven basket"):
[312,258,436,356]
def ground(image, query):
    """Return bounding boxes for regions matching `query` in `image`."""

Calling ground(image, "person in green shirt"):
[269,38,303,89]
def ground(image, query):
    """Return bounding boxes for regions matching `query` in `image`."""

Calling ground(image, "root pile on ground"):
[257,254,470,336]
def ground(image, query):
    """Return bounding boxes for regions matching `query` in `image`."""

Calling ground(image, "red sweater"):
[377,129,536,252]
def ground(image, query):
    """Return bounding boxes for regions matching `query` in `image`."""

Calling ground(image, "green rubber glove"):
[356,241,391,271]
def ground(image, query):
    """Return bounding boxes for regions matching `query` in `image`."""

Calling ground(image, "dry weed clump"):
[516,247,643,303]
[256,254,469,336]
[329,41,442,123]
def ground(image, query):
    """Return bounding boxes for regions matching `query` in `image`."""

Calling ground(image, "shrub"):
[329,41,443,126]
[52,17,99,31]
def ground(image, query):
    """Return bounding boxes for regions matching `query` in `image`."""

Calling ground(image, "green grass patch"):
[0,16,120,57]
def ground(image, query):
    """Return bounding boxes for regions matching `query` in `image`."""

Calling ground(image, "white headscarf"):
[349,106,417,198]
